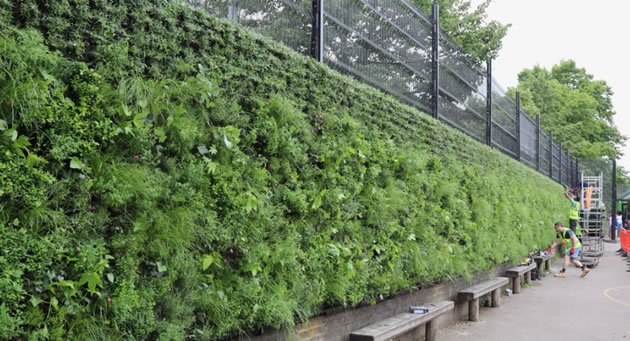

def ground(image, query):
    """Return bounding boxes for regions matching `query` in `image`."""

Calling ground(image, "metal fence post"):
[549,130,553,179]
[310,0,324,62]
[536,115,540,172]
[568,149,572,187]
[431,4,439,120]
[612,158,617,240]
[559,142,563,184]
[486,60,492,146]
[516,92,521,161]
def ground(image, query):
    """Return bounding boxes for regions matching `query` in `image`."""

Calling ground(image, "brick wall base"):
[234,264,512,341]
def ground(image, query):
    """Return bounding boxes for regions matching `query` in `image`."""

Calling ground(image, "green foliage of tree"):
[1,1,564,339]
[412,0,510,65]
[511,60,627,160]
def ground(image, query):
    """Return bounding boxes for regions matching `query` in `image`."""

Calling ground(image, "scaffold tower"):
[579,172,605,267]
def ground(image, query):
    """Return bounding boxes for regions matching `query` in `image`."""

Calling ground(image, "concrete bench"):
[350,301,454,341]
[533,253,553,275]
[505,263,536,294]
[458,277,509,322]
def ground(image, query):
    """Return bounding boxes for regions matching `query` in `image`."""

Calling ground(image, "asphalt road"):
[439,241,630,341]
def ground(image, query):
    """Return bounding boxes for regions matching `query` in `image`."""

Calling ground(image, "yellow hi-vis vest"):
[569,200,580,220]
[561,227,581,252]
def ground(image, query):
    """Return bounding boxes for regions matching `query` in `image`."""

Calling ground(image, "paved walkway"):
[439,242,630,341]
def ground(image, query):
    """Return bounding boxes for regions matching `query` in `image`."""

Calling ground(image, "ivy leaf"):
[156,261,167,272]
[70,157,85,170]
[223,133,233,149]
[200,254,213,271]
[106,273,115,283]
[79,272,102,296]
[30,296,43,307]
[4,128,17,141]
[0,119,7,130]
[50,297,59,310]
[197,144,210,155]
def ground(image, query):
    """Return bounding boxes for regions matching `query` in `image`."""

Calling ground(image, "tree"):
[510,60,627,160]
[412,0,510,66]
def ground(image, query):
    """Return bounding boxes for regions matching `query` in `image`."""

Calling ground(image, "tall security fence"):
[184,0,584,188]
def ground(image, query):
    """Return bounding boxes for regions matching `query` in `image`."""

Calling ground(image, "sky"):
[470,0,630,170]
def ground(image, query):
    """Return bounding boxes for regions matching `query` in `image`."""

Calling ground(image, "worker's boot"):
[580,267,591,277]
[554,272,566,278]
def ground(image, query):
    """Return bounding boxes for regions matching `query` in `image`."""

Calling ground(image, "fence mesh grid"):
[520,112,537,169]
[324,0,433,112]
[186,0,313,55]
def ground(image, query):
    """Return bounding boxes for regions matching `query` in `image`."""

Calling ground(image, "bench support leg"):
[536,261,543,276]
[491,288,500,307]
[468,298,479,322]
[544,259,550,271]
[512,276,521,294]
[525,271,531,283]
[426,319,437,341]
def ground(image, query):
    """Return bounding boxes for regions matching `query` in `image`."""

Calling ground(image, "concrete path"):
[439,242,630,341]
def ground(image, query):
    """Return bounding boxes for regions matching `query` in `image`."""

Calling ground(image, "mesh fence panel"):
[185,0,313,55]
[490,79,517,158]
[323,0,433,112]
[552,144,561,182]
[438,33,487,141]
[184,0,230,16]
[439,34,485,90]
[520,112,537,169]
[539,132,550,175]
[437,93,486,142]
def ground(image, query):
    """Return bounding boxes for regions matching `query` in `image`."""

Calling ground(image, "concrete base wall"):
[236,264,512,341]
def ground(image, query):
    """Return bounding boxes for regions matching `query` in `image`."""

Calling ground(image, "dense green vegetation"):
[0,1,564,339]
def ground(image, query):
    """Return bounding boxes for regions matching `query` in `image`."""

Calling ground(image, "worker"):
[550,221,591,278]
[564,186,581,238]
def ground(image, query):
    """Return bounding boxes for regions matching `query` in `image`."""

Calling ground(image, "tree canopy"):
[412,0,510,66]
[510,60,626,160]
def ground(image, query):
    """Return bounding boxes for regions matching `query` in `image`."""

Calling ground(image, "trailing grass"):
[0,1,565,339]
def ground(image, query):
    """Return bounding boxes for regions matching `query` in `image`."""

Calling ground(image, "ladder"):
[578,172,604,267]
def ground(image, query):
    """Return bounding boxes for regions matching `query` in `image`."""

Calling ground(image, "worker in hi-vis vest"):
[550,221,591,278]
[564,186,581,238]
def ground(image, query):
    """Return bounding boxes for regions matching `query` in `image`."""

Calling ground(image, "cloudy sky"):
[471,0,630,170]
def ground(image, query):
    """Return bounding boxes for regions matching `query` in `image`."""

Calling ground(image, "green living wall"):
[0,0,565,339]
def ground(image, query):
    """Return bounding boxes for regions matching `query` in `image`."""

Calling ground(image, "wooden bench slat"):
[350,301,454,341]
[458,277,509,300]
[505,263,536,276]
[533,254,553,261]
